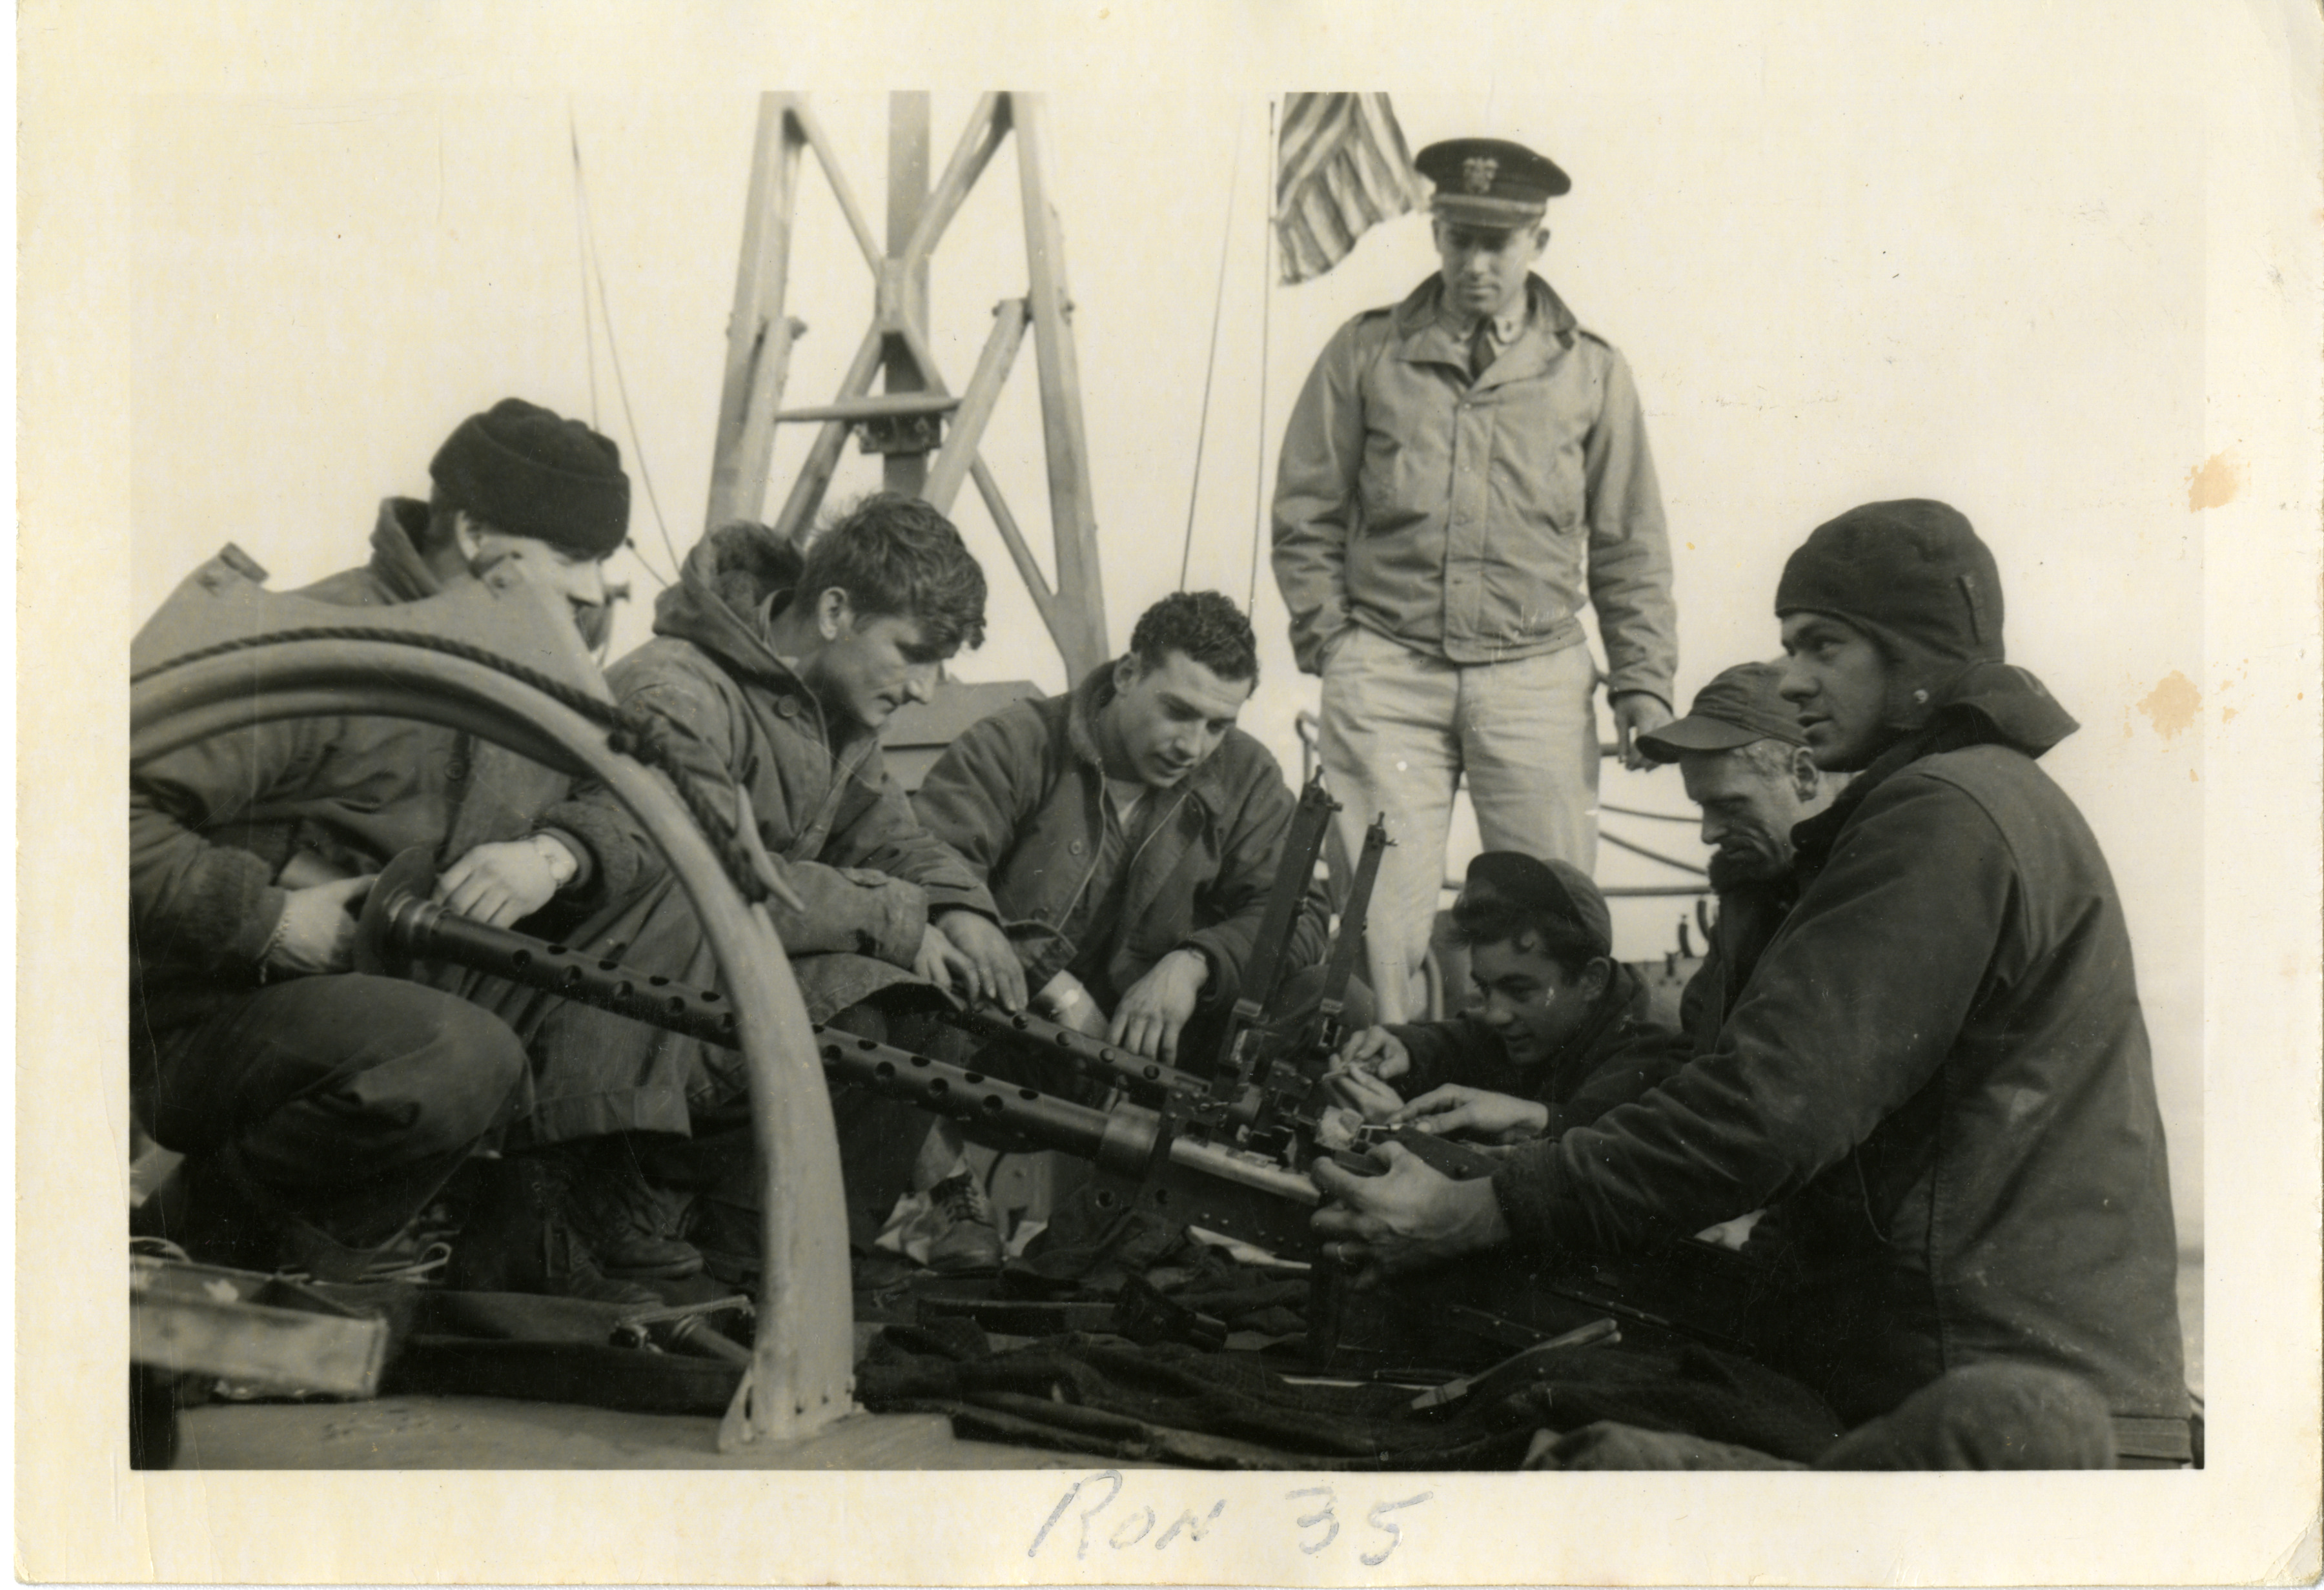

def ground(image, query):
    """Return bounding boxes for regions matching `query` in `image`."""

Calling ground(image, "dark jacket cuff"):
[1487,1139,1569,1255]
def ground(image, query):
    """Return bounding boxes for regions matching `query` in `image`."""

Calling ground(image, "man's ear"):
[1112,653,1144,695]
[1577,955,1612,1003]
[1529,226,1551,260]
[813,587,855,641]
[1789,745,1821,802]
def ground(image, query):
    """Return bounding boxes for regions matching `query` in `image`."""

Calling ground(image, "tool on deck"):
[1406,1316,1622,1411]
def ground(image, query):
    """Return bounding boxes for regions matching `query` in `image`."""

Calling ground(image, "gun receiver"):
[355,848,1338,1258]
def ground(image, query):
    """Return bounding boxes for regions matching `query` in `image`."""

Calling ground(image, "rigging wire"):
[1177,112,1245,592]
[1602,801,1704,825]
[1245,98,1278,617]
[568,107,601,430]
[1598,828,1710,877]
[569,110,677,589]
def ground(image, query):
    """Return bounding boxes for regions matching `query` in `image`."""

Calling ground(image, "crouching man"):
[445,496,1019,1285]
[130,398,629,1281]
[912,591,1337,1072]
[1323,853,1689,1145]
[1310,501,2189,1469]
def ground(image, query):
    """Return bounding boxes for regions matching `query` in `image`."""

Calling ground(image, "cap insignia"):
[1461,157,1498,195]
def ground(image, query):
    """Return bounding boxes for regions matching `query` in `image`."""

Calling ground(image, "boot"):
[560,1136,704,1281]
[924,1170,1004,1275]
[443,1154,660,1307]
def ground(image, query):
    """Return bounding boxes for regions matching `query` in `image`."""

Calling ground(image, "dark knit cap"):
[429,398,631,559]
[1460,851,1613,961]
[1775,500,2004,669]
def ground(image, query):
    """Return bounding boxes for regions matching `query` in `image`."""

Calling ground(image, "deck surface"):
[167,1257,2205,1469]
[174,1397,1119,1469]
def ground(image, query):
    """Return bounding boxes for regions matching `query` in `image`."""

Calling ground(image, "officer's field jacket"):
[1271,273,1676,706]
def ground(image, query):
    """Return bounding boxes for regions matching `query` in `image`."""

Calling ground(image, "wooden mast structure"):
[705,92,1109,680]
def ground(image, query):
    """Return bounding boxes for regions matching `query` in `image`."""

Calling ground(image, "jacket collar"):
[1548,959,1644,1080]
[654,522,873,757]
[1066,660,1236,821]
[1391,272,1578,391]
[368,498,447,602]
[1788,662,2074,882]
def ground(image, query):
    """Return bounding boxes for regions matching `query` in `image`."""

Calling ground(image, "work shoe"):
[561,1137,704,1281]
[443,1154,661,1307]
[924,1171,1004,1275]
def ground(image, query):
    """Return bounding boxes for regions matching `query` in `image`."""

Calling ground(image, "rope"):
[135,626,783,908]
[1245,98,1278,617]
[569,111,677,591]
[1178,113,1245,592]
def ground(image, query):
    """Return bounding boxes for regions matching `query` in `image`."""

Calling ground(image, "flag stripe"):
[1274,92,1421,284]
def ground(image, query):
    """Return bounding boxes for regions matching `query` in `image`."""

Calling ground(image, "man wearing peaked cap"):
[131,399,634,1287]
[1637,660,1838,1054]
[1314,502,2193,1470]
[1324,851,1690,1149]
[1272,130,1677,1024]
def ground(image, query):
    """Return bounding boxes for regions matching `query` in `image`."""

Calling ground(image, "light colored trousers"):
[1320,626,1600,1022]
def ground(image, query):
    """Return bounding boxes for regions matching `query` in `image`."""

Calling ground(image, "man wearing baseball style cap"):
[131,398,638,1291]
[1273,131,1677,1029]
[1326,851,1689,1148]
[1636,661,1837,1053]
[1314,500,2192,1469]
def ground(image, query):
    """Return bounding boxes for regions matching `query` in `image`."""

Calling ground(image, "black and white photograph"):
[20,1,2322,1582]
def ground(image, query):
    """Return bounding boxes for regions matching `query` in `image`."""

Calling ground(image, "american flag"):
[1274,94,1423,285]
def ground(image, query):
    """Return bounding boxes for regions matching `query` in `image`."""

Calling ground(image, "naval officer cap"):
[1414,138,1571,227]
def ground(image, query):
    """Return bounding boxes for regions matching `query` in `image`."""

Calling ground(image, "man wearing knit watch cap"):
[131,397,638,1293]
[1314,499,2192,1469]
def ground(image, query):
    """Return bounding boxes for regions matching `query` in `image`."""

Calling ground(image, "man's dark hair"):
[1446,893,1599,981]
[1126,590,1259,684]
[799,492,987,652]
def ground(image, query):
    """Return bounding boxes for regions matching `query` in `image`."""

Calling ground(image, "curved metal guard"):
[130,552,855,1447]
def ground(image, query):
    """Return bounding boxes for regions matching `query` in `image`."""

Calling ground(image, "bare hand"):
[913,921,977,997]
[1391,1084,1550,1145]
[1610,692,1675,771]
[1322,1065,1406,1124]
[1308,1140,1511,1286]
[1334,1024,1411,1082]
[933,909,1028,1011]
[1107,948,1208,1065]
[269,874,376,976]
[436,837,575,928]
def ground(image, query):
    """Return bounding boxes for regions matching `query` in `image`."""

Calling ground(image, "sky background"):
[127,50,2214,1235]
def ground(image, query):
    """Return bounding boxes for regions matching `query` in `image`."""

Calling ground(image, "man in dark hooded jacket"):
[1312,500,2189,1469]
[130,398,631,1281]
[450,495,1016,1281]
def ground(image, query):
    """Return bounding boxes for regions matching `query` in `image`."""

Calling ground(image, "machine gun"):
[354,772,1398,1265]
[356,833,1764,1365]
